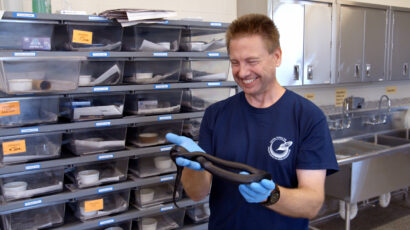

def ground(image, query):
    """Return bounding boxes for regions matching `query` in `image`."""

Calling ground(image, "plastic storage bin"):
[0,131,62,165]
[0,167,64,201]
[134,209,185,230]
[127,121,183,148]
[125,90,182,116]
[0,21,55,51]
[123,60,182,84]
[60,93,125,121]
[56,23,123,51]
[0,57,81,94]
[66,157,129,189]
[122,25,182,51]
[90,220,132,230]
[64,126,127,155]
[182,88,232,112]
[0,96,59,128]
[70,189,130,221]
[180,28,226,52]
[131,180,182,208]
[182,118,202,141]
[129,154,177,178]
[1,202,65,230]
[181,59,229,82]
[79,61,124,86]
[186,202,210,223]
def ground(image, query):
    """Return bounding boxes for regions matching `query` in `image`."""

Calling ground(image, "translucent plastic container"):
[127,121,183,148]
[131,180,182,208]
[79,61,124,86]
[90,220,132,230]
[0,58,81,94]
[66,157,129,189]
[122,25,182,51]
[71,189,130,221]
[64,126,127,155]
[134,209,185,230]
[123,60,182,84]
[181,59,229,82]
[0,96,59,128]
[182,88,232,112]
[125,90,182,116]
[182,118,202,141]
[1,202,65,230]
[186,202,210,223]
[0,167,64,201]
[0,21,55,51]
[0,131,62,165]
[56,23,123,51]
[129,154,177,178]
[180,28,226,52]
[60,93,125,121]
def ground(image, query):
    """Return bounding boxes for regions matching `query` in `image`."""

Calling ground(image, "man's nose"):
[237,64,250,78]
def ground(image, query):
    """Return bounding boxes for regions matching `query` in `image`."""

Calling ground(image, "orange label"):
[72,29,93,44]
[0,101,20,117]
[386,86,397,94]
[304,93,315,100]
[2,139,26,155]
[84,199,103,213]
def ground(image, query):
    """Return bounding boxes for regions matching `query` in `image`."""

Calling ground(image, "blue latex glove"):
[238,171,276,203]
[166,133,205,171]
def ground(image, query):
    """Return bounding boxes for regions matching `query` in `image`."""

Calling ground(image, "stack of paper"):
[99,8,177,27]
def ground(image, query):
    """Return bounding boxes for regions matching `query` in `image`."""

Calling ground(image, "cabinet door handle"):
[354,64,360,78]
[403,63,408,77]
[307,65,313,80]
[294,65,300,80]
[366,64,371,77]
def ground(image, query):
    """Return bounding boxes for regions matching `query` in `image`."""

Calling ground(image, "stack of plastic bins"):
[122,25,182,52]
[70,189,130,221]
[0,202,65,229]
[131,181,182,209]
[127,121,183,148]
[123,60,182,84]
[181,59,229,82]
[124,90,183,116]
[0,96,60,128]
[186,202,210,224]
[134,209,186,230]
[78,61,125,86]
[60,93,125,122]
[64,125,127,156]
[129,153,176,178]
[0,57,81,94]
[0,167,64,201]
[55,23,123,51]
[182,88,232,112]
[66,157,129,189]
[179,27,226,52]
[0,21,55,51]
[89,220,132,230]
[0,131,62,165]
[182,118,202,141]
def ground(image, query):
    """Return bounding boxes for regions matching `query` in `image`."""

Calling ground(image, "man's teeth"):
[243,79,255,84]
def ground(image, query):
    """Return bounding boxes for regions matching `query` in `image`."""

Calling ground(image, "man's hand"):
[166,133,205,171]
[238,171,276,203]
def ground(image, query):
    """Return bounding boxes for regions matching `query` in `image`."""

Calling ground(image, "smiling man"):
[166,14,339,230]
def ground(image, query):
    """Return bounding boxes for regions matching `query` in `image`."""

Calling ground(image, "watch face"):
[263,187,280,206]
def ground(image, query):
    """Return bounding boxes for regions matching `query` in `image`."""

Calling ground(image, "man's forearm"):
[181,168,212,201]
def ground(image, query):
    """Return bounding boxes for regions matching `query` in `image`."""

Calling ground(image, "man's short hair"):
[226,14,280,54]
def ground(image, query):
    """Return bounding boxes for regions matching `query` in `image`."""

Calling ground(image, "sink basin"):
[357,133,410,147]
[379,129,409,139]
[333,139,388,160]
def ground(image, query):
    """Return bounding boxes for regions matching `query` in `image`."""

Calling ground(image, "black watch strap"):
[261,186,280,206]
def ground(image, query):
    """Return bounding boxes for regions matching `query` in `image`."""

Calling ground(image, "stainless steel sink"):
[333,139,388,160]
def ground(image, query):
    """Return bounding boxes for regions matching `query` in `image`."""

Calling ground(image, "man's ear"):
[273,47,282,67]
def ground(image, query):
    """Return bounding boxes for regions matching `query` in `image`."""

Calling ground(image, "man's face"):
[229,35,281,97]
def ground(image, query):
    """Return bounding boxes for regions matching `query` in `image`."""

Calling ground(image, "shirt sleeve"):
[296,117,339,175]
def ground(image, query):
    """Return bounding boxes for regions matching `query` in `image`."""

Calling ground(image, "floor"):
[310,191,410,230]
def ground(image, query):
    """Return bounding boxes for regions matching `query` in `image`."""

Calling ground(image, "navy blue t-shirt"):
[198,90,339,230]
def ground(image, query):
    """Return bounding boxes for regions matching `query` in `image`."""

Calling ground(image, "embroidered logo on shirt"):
[268,137,293,160]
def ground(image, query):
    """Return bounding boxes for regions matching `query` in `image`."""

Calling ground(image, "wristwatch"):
[260,186,280,206]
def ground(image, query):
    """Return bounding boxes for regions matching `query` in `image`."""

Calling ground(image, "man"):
[166,14,338,229]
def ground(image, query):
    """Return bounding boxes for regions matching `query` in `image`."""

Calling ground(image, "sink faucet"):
[329,98,352,131]
[363,95,391,125]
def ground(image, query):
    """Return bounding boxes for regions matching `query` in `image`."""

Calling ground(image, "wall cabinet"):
[390,8,410,81]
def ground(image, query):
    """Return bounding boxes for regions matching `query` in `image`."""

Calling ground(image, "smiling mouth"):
[243,78,256,84]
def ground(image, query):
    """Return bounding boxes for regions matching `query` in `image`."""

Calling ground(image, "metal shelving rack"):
[0,11,231,230]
